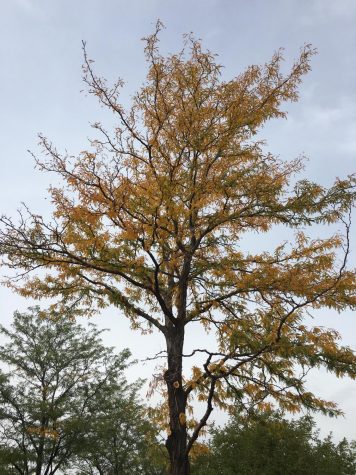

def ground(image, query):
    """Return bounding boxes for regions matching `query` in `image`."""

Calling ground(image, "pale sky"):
[0,0,355,441]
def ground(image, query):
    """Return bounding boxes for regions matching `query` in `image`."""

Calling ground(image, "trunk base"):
[166,433,190,475]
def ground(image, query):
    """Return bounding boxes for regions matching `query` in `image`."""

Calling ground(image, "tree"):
[0,22,355,474]
[191,411,356,475]
[0,307,142,475]
[73,385,167,475]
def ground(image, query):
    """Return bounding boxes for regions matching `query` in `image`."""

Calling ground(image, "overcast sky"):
[0,0,355,440]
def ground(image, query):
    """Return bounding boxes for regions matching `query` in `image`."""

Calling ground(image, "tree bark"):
[164,324,190,475]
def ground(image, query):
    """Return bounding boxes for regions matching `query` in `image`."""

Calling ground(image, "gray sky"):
[0,0,355,440]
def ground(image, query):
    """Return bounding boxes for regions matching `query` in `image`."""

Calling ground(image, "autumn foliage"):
[0,22,355,474]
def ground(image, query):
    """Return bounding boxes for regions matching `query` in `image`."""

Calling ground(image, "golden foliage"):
[0,23,355,453]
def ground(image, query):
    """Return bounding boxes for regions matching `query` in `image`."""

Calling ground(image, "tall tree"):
[0,307,137,475]
[0,23,355,474]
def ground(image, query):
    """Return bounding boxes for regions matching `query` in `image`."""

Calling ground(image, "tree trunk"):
[164,325,190,475]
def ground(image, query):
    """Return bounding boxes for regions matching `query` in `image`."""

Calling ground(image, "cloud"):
[12,0,45,18]
[299,0,356,26]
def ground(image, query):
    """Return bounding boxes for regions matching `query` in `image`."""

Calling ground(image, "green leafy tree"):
[0,307,144,475]
[192,411,356,475]
[74,385,167,475]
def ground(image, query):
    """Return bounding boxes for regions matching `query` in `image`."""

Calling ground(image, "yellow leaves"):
[189,442,210,459]
[27,426,59,439]
[243,383,259,397]
[147,403,170,433]
[192,366,202,379]
[120,228,138,241]
[279,400,302,415]
[256,401,273,412]
[185,366,203,391]
[1,26,354,450]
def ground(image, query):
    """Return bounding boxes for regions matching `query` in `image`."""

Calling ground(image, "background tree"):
[0,307,145,475]
[191,410,356,475]
[0,22,355,474]
[74,384,167,475]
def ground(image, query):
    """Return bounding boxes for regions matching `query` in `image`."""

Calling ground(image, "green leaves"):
[192,411,356,475]
[0,307,141,475]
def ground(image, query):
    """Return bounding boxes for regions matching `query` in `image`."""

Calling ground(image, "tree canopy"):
[0,307,159,475]
[191,410,356,475]
[0,22,355,474]
[74,383,166,475]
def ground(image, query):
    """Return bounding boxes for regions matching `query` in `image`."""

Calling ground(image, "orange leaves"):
[27,426,60,440]
[186,366,203,391]
[0,26,355,449]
